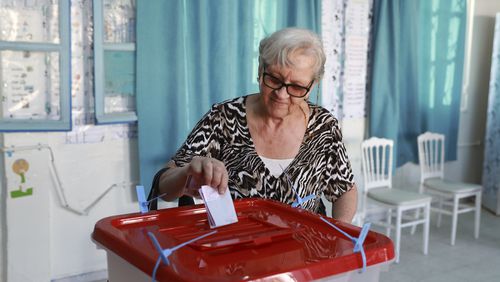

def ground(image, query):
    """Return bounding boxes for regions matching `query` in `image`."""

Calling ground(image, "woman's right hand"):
[184,156,229,196]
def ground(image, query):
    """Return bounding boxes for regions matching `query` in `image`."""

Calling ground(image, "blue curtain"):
[136,0,320,188]
[369,0,467,166]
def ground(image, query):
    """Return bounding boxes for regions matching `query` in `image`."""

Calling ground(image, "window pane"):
[103,50,135,114]
[103,0,136,43]
[0,50,61,120]
[0,1,60,44]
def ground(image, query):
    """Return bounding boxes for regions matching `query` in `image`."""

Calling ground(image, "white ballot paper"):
[199,185,238,228]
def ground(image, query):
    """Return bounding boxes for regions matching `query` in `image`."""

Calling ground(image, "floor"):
[377,207,500,282]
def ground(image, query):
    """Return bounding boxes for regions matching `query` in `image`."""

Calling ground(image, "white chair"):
[361,137,431,263]
[417,132,481,245]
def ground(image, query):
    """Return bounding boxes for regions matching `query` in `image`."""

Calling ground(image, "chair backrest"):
[361,137,394,191]
[417,132,445,183]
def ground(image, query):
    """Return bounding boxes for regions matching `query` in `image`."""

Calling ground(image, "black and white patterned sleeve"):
[171,104,224,167]
[323,118,355,202]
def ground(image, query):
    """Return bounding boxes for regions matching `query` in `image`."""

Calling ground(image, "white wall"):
[475,0,500,16]
[1,132,140,281]
[1,135,6,282]
[446,0,499,184]
[0,129,183,282]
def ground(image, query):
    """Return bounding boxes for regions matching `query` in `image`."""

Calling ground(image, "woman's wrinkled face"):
[259,52,316,119]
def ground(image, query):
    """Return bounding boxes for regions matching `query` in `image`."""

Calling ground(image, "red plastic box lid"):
[92,198,394,281]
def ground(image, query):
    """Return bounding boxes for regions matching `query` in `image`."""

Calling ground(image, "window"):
[93,0,136,124]
[0,0,71,131]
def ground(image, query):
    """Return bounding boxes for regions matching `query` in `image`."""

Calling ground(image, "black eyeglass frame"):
[261,72,315,98]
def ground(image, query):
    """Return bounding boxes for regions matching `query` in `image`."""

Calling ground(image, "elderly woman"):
[156,28,357,222]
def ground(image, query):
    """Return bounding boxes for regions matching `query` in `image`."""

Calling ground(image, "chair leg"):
[437,198,443,227]
[395,208,402,263]
[353,214,359,227]
[411,208,420,235]
[360,214,365,227]
[423,203,430,255]
[451,195,459,245]
[385,209,392,237]
[474,192,481,239]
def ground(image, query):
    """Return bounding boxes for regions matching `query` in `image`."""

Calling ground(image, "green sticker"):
[10,159,34,198]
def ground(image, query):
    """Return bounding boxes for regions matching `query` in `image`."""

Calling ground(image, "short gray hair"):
[258,28,326,81]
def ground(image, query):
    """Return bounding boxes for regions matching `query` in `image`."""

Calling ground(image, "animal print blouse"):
[171,95,355,213]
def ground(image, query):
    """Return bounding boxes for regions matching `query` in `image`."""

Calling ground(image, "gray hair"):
[258,28,326,81]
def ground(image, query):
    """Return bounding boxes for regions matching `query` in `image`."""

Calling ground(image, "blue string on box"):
[136,185,167,213]
[320,217,371,273]
[284,173,316,208]
[147,230,218,282]
[292,193,316,208]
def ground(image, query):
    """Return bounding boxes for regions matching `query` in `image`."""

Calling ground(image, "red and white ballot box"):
[92,199,394,281]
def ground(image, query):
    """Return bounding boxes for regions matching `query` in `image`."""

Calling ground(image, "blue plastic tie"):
[284,173,315,208]
[147,230,217,282]
[291,193,316,208]
[6,150,12,157]
[320,217,371,273]
[135,185,168,213]
[136,186,148,213]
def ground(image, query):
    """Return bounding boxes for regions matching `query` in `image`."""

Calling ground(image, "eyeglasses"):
[262,72,314,98]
